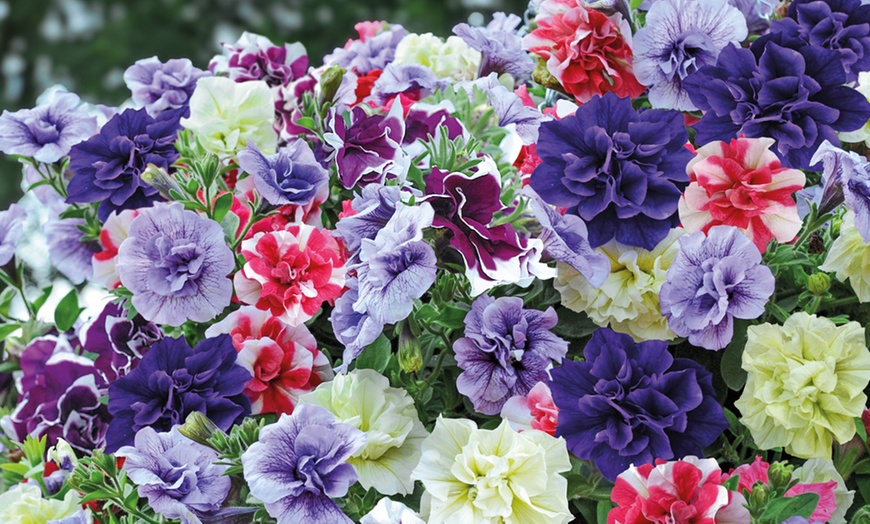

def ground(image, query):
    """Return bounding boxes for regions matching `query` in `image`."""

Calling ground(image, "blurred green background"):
[0,0,529,207]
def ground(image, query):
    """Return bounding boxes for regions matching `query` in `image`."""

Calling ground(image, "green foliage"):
[207,416,266,476]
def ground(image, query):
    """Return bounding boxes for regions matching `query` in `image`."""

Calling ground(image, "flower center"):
[661,30,717,81]
[25,115,62,146]
[150,234,206,295]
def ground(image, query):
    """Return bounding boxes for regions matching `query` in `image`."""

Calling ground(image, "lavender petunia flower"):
[369,63,439,105]
[0,204,27,266]
[323,102,407,189]
[330,277,384,368]
[0,88,97,163]
[48,509,91,524]
[525,189,609,287]
[549,328,728,480]
[453,12,534,79]
[80,301,162,383]
[454,295,568,415]
[105,334,251,453]
[640,0,774,35]
[335,184,402,255]
[659,226,774,350]
[530,92,692,250]
[812,141,870,241]
[44,217,101,285]
[66,107,184,221]
[124,57,210,117]
[237,140,329,207]
[355,203,438,326]
[633,0,747,111]
[325,25,408,74]
[241,404,366,524]
[458,74,547,144]
[684,40,870,170]
[9,337,111,455]
[210,32,308,87]
[116,427,231,523]
[116,202,235,326]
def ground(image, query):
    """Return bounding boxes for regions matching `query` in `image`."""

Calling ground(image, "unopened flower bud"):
[319,65,346,107]
[749,483,769,507]
[141,164,182,200]
[177,411,223,448]
[398,326,423,373]
[47,439,77,471]
[767,462,794,491]
[807,272,831,296]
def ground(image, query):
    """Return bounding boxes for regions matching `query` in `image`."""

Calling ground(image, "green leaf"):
[31,286,53,315]
[553,308,598,339]
[220,212,241,242]
[355,334,392,373]
[79,488,119,504]
[431,304,468,330]
[212,192,234,223]
[0,323,21,340]
[760,492,819,521]
[597,500,614,523]
[54,289,82,332]
[721,319,750,391]
[723,474,741,491]
[294,117,318,131]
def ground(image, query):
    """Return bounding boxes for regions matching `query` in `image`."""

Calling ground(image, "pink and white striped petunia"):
[92,209,139,289]
[679,137,805,253]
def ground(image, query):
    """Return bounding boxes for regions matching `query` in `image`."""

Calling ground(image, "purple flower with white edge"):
[335,184,402,255]
[369,63,439,105]
[9,338,110,455]
[812,140,870,241]
[0,204,27,266]
[237,140,329,207]
[210,32,308,87]
[0,88,97,163]
[80,301,162,383]
[124,57,210,117]
[324,102,407,189]
[454,294,567,415]
[325,25,407,74]
[105,334,251,453]
[116,202,235,326]
[453,12,534,80]
[549,327,728,480]
[659,226,774,350]
[530,92,692,250]
[117,427,231,522]
[241,404,366,524]
[457,73,547,144]
[684,40,870,170]
[355,202,438,326]
[524,189,609,287]
[330,277,384,369]
[44,217,101,285]
[633,0,747,111]
[66,107,184,221]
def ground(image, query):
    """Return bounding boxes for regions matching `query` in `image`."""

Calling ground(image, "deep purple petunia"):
[324,25,408,75]
[117,427,230,522]
[8,336,111,455]
[0,88,97,164]
[529,92,692,250]
[402,102,466,149]
[80,301,162,383]
[237,140,329,207]
[66,107,184,221]
[684,40,870,170]
[776,0,870,81]
[454,295,568,415]
[323,103,407,189]
[659,226,774,350]
[549,328,728,481]
[105,334,251,453]
[116,202,235,326]
[0,204,27,266]
[241,404,366,524]
[453,12,534,80]
[210,32,308,87]
[124,57,210,117]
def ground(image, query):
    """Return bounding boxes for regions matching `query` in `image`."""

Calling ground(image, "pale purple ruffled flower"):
[330,277,384,369]
[237,140,329,207]
[812,141,870,242]
[369,63,439,105]
[640,0,774,35]
[210,32,308,87]
[525,189,608,287]
[48,510,91,524]
[117,427,230,523]
[241,404,366,524]
[634,0,748,110]
[660,226,774,350]
[454,295,568,415]
[124,57,210,117]
[116,202,235,326]
[325,25,407,74]
[44,217,101,285]
[335,184,401,255]
[0,89,97,163]
[458,73,547,144]
[0,204,27,266]
[453,12,535,79]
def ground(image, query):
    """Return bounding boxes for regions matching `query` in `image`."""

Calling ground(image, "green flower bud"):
[319,65,346,107]
[807,272,831,296]
[398,325,423,373]
[767,461,794,491]
[177,411,223,448]
[532,58,561,92]
[749,483,769,508]
[141,164,182,200]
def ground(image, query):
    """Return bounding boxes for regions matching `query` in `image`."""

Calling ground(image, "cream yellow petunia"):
[819,210,870,302]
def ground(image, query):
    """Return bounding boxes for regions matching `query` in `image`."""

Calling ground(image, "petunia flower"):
[237,140,329,207]
[453,12,534,80]
[124,57,210,117]
[209,32,308,87]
